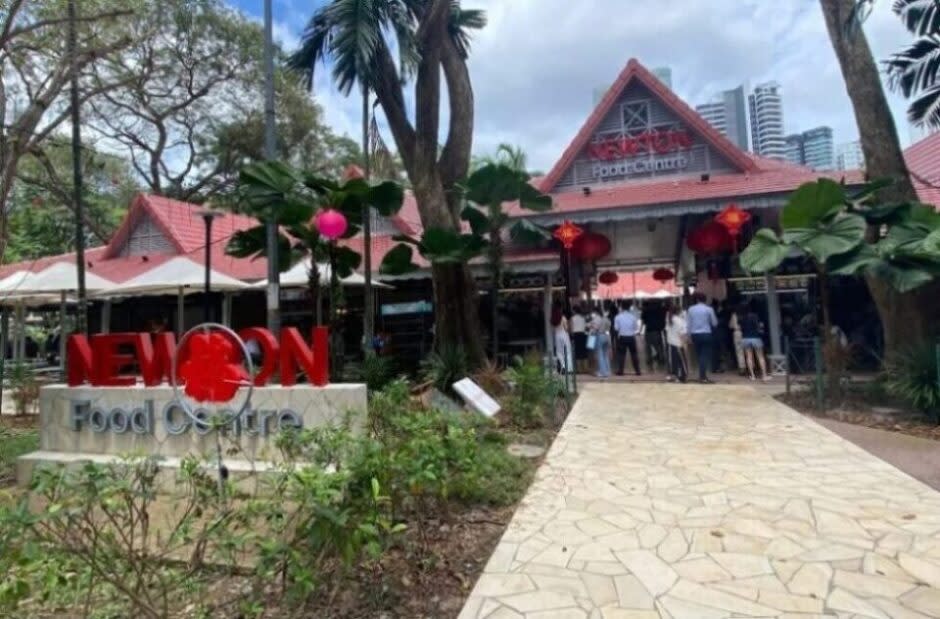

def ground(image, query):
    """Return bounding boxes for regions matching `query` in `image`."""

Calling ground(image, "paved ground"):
[459,383,940,619]
[818,418,940,493]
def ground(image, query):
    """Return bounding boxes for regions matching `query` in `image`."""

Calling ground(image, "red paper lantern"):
[652,268,675,282]
[553,220,584,250]
[315,208,348,240]
[598,271,619,285]
[572,232,612,262]
[715,203,751,237]
[686,221,732,255]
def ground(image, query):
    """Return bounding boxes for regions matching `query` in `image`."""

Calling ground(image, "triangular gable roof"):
[539,58,758,193]
[105,194,187,258]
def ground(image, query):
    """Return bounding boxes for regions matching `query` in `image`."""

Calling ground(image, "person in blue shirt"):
[686,292,718,383]
[613,300,641,376]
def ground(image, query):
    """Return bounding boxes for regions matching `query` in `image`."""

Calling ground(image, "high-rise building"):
[836,140,865,171]
[784,134,804,166]
[748,82,786,159]
[780,126,835,170]
[695,86,749,151]
[802,126,834,170]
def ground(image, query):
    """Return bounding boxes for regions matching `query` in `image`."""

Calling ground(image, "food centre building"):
[2,58,939,370]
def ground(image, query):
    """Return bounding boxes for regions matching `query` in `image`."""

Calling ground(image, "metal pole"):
[362,86,374,355]
[813,336,823,411]
[0,309,8,409]
[67,0,87,335]
[222,292,232,327]
[263,0,280,335]
[543,273,553,357]
[177,286,185,336]
[201,212,217,324]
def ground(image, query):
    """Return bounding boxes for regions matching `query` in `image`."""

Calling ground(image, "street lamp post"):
[201,211,219,324]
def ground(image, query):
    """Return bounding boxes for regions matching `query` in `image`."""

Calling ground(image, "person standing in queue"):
[589,304,612,378]
[687,292,718,383]
[614,300,641,376]
[664,302,688,383]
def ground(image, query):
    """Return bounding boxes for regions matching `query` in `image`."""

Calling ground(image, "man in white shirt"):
[687,292,718,383]
[614,300,641,376]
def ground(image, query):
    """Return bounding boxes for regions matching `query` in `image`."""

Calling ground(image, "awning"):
[96,256,250,297]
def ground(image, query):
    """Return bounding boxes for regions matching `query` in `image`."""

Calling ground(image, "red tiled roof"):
[538,58,758,194]
[904,132,940,206]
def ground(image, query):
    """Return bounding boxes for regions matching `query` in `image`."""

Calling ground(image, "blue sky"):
[229,1,919,171]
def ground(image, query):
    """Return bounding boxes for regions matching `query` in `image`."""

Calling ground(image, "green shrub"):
[502,353,562,428]
[421,345,469,395]
[345,354,398,393]
[884,344,940,422]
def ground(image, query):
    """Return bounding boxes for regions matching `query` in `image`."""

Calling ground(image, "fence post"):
[785,336,791,396]
[935,339,940,399]
[813,336,824,412]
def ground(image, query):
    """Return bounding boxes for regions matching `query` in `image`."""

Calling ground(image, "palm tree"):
[820,0,940,355]
[884,0,940,130]
[474,143,528,173]
[288,0,491,365]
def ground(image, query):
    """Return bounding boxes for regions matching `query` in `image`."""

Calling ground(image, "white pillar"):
[59,291,67,373]
[222,292,233,327]
[543,273,553,356]
[15,303,25,362]
[765,273,782,356]
[101,299,111,334]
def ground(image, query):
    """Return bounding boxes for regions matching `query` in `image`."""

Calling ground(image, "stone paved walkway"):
[459,383,940,618]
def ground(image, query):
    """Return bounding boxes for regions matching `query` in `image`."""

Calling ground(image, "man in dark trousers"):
[687,292,719,383]
[614,300,641,376]
[641,300,666,372]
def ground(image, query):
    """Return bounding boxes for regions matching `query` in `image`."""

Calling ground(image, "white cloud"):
[265,0,920,171]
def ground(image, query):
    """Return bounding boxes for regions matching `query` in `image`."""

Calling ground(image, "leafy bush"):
[345,353,398,393]
[473,359,508,398]
[884,344,940,422]
[0,381,535,616]
[421,345,469,395]
[502,353,562,428]
[8,363,39,416]
[0,428,38,486]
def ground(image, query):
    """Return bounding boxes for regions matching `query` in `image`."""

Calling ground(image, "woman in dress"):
[550,302,573,374]
[570,304,589,374]
[589,304,612,378]
[664,302,688,383]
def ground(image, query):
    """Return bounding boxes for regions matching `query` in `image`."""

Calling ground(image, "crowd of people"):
[551,293,775,384]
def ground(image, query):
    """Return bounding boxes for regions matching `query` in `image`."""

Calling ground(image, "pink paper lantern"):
[315,208,348,240]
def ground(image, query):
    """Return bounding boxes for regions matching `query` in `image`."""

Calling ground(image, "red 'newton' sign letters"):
[66,327,329,388]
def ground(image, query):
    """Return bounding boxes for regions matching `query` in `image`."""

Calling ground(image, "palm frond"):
[448,3,486,58]
[893,0,940,36]
[288,12,333,90]
[908,84,940,130]
[886,35,940,96]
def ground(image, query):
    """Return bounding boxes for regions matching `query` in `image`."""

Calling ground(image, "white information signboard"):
[452,378,501,418]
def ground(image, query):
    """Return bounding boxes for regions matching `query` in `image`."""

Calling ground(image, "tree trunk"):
[489,222,503,359]
[431,262,485,366]
[821,0,940,356]
[818,267,841,400]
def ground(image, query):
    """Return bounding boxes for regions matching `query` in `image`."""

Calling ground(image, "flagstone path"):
[459,383,940,618]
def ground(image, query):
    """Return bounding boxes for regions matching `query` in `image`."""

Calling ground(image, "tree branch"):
[438,33,474,196]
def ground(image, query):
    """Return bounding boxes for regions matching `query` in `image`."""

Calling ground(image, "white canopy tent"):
[0,262,115,371]
[96,256,252,334]
[253,257,393,289]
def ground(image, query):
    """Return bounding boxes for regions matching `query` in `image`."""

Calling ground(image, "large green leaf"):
[239,161,300,195]
[464,163,552,213]
[923,227,940,255]
[828,244,880,275]
[461,206,490,236]
[366,181,405,216]
[509,219,551,244]
[226,226,296,273]
[783,214,866,263]
[881,223,930,254]
[781,179,846,229]
[846,177,893,205]
[421,228,465,259]
[518,183,553,212]
[739,228,790,273]
[858,203,912,226]
[870,260,937,293]
[379,244,418,275]
[331,245,362,278]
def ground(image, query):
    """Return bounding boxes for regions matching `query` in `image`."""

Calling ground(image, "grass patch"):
[0,426,38,487]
